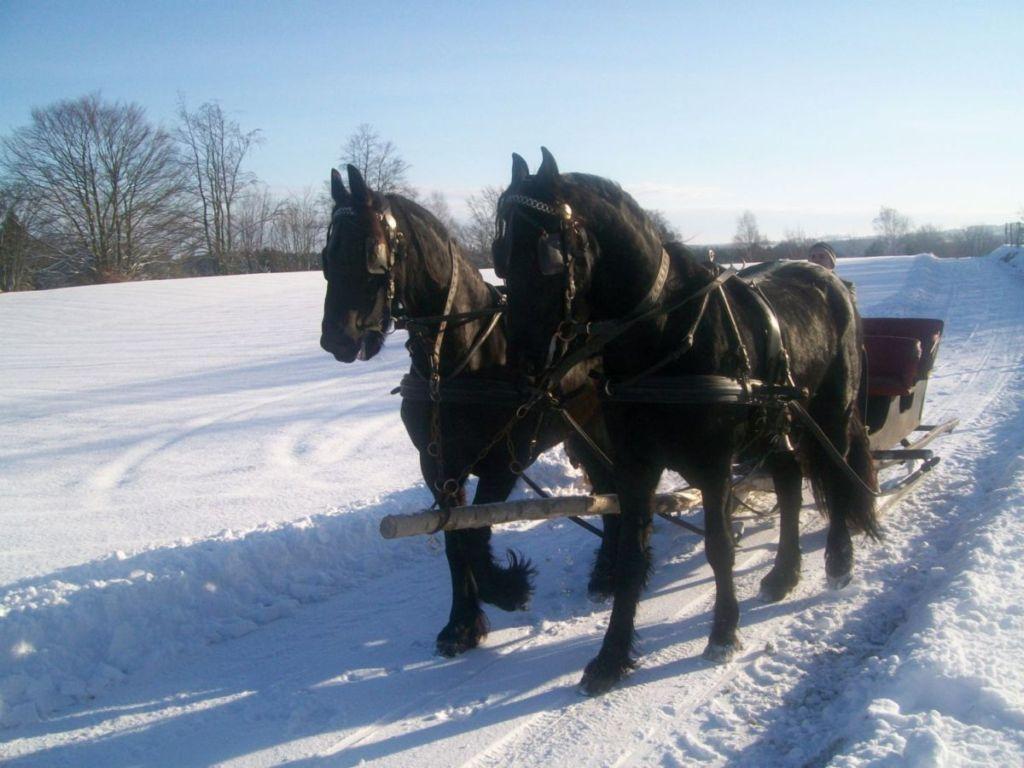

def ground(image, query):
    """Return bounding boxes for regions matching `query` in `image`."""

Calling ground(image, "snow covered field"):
[2,253,1023,765]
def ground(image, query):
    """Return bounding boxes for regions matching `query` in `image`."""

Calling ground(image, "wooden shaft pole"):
[379,490,701,540]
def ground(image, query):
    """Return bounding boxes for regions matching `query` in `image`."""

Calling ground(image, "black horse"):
[495,149,879,694]
[320,164,618,656]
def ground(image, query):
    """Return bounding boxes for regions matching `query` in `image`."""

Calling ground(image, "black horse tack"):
[320,165,623,656]
[496,148,881,695]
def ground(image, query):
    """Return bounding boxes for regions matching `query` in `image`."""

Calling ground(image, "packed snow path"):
[2,253,1022,765]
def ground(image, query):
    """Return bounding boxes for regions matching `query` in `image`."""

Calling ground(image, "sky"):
[1,0,1021,243]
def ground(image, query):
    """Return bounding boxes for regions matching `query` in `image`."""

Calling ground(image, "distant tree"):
[462,185,503,268]
[901,224,950,257]
[872,206,911,254]
[176,99,260,274]
[644,209,681,243]
[234,186,281,273]
[1,93,185,282]
[421,190,462,235]
[0,191,34,291]
[733,210,769,261]
[272,188,326,271]
[340,124,414,197]
[773,228,814,261]
[954,225,1001,258]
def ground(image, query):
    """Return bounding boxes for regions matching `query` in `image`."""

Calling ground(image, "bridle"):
[497,191,671,382]
[322,202,404,334]
[496,193,589,371]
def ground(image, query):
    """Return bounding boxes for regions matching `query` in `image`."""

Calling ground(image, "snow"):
[2,252,1023,765]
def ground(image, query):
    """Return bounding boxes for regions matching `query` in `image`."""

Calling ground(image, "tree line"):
[0,94,332,290]
[2,93,1019,292]
[712,206,1012,265]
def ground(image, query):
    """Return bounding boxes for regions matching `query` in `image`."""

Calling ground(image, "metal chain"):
[501,194,565,218]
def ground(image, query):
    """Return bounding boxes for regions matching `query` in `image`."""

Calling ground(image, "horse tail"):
[805,296,880,540]
[843,403,881,538]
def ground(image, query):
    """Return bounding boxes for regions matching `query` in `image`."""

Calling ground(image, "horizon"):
[2,1,1022,243]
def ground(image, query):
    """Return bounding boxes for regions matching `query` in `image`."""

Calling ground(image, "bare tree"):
[461,185,503,268]
[773,228,814,261]
[273,187,327,271]
[644,209,681,243]
[176,99,260,274]
[733,210,769,261]
[901,224,951,257]
[872,206,911,254]
[1,94,185,282]
[954,225,1001,258]
[421,189,461,235]
[0,189,34,291]
[233,186,281,273]
[340,124,414,197]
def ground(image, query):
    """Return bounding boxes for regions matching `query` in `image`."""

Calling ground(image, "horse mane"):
[558,172,663,266]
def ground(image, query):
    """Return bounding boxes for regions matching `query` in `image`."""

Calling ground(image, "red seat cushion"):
[865,335,922,396]
[863,318,943,378]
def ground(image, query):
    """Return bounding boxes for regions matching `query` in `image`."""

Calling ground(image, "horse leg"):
[702,457,743,662]
[435,487,487,657]
[759,451,804,602]
[418,447,484,657]
[468,470,535,612]
[566,433,619,601]
[580,461,660,696]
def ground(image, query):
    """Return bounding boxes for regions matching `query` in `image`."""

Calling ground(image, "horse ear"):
[346,164,370,203]
[331,168,350,206]
[538,147,559,180]
[511,153,529,184]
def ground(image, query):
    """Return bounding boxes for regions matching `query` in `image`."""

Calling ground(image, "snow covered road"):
[2,253,1023,765]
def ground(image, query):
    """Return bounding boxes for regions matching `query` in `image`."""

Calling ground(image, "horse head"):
[320,165,401,362]
[494,147,662,378]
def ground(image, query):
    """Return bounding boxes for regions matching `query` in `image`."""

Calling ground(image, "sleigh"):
[380,316,957,540]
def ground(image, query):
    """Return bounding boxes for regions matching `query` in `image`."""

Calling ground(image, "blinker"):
[366,238,392,274]
[493,218,511,279]
[537,232,566,275]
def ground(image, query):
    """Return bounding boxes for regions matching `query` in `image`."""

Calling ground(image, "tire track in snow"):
[84,366,406,511]
[462,519,815,768]
[313,518,782,767]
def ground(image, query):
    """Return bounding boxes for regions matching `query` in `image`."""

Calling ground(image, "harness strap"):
[431,242,461,374]
[540,266,736,395]
[448,307,504,380]
[397,374,527,406]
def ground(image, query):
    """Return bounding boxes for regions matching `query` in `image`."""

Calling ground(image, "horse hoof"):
[702,638,741,664]
[435,613,488,657]
[579,655,632,696]
[827,572,853,590]
[758,569,800,603]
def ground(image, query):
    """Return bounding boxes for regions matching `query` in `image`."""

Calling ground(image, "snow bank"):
[988,244,1024,272]
[0,490,435,727]
[0,443,581,729]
